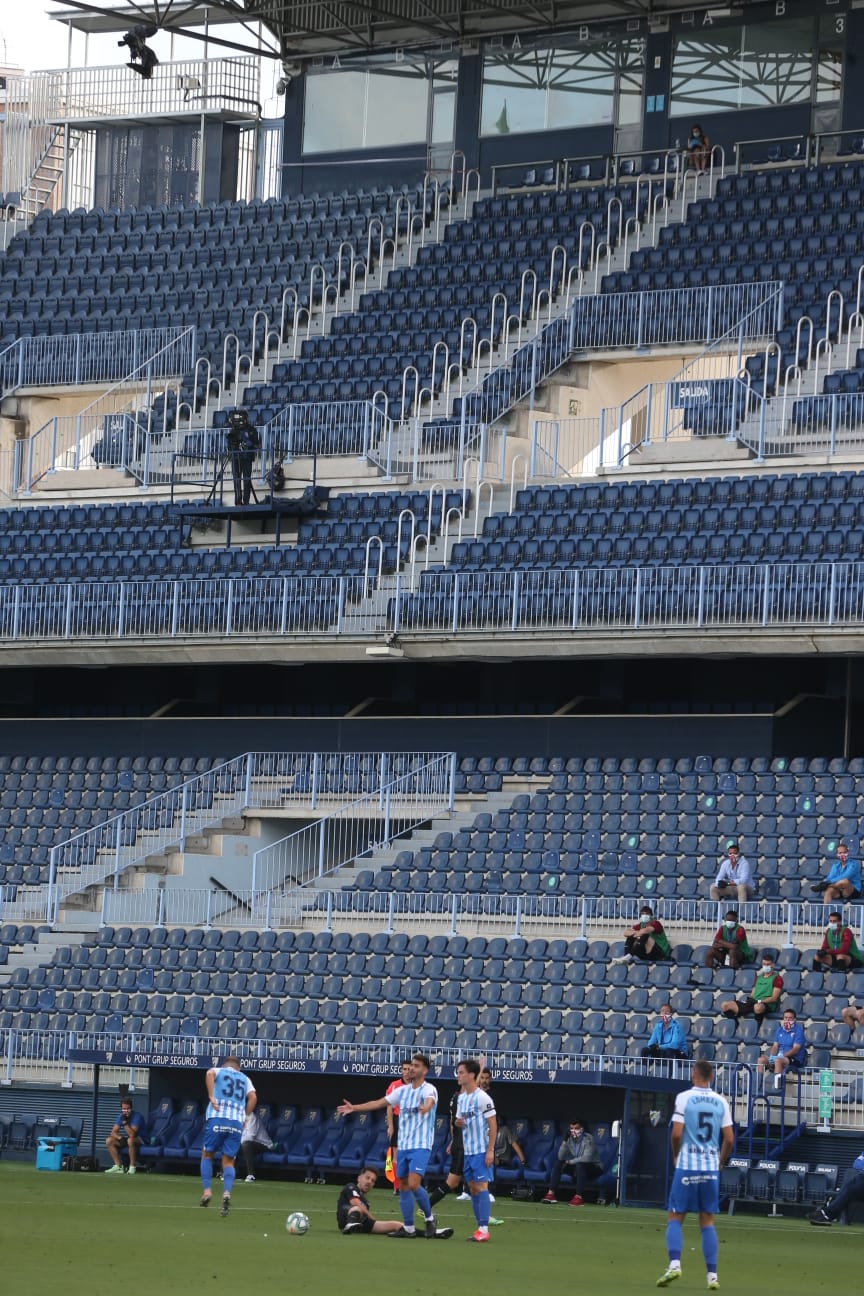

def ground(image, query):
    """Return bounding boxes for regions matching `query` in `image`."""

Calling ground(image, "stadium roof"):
[49,0,765,58]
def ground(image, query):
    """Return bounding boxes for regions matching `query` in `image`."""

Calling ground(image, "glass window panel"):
[366,68,428,147]
[617,69,643,127]
[431,90,456,145]
[303,71,365,153]
[816,49,843,105]
[303,58,443,153]
[481,41,641,137]
[671,18,813,114]
[481,63,547,135]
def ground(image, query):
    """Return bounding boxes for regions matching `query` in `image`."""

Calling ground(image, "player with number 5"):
[657,1059,734,1291]
[201,1055,257,1217]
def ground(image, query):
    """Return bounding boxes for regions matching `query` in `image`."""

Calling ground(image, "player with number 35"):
[200,1055,257,1217]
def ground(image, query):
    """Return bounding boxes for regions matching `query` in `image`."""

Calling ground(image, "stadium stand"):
[7,5,864,1227]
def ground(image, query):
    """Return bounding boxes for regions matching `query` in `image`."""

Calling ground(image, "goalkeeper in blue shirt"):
[657,1059,734,1290]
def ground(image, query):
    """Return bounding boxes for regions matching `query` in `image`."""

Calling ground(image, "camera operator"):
[120,26,159,80]
[226,409,260,507]
[105,1097,144,1174]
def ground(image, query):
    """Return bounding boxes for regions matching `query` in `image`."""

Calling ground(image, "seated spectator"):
[841,1002,864,1032]
[813,912,864,973]
[720,953,783,1028]
[641,1004,689,1060]
[687,123,711,171]
[756,1008,806,1088]
[541,1121,600,1205]
[610,907,673,965]
[809,841,862,903]
[704,910,754,971]
[710,842,755,904]
[105,1097,144,1174]
[493,1117,527,1173]
[809,1151,864,1226]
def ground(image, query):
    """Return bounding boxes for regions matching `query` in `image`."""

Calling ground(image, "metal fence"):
[87,889,864,945]
[260,399,394,471]
[20,327,198,492]
[9,59,261,129]
[250,754,456,901]
[460,281,782,437]
[3,561,864,646]
[741,390,864,460]
[569,281,782,353]
[0,327,193,396]
[39,751,451,925]
[0,1029,860,1130]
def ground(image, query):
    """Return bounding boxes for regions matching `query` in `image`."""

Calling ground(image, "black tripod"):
[205,449,259,507]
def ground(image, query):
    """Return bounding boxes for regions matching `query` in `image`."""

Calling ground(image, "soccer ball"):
[286,1211,309,1235]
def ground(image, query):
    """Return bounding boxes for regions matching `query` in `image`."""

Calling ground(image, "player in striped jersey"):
[455,1058,497,1243]
[338,1053,440,1238]
[201,1055,257,1217]
[657,1059,734,1290]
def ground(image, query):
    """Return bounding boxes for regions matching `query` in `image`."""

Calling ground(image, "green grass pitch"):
[1,1161,860,1296]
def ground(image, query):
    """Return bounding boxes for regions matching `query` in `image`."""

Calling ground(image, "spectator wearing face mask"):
[813,912,864,972]
[687,123,711,172]
[610,907,673,964]
[704,910,754,972]
[720,954,783,1028]
[541,1121,600,1205]
[756,1008,807,1089]
[642,1004,689,1060]
[809,841,862,904]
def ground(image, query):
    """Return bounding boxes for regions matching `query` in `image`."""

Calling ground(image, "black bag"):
[511,1185,536,1201]
[67,1155,100,1172]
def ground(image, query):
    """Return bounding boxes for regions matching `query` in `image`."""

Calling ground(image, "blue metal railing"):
[0,559,864,643]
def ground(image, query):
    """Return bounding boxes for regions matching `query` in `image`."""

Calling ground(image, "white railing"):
[568,281,779,352]
[457,281,782,437]
[0,326,192,396]
[40,751,450,924]
[250,754,455,903]
[3,561,864,645]
[4,60,260,136]
[85,889,864,947]
[19,327,197,492]
[0,1029,861,1131]
[260,399,394,468]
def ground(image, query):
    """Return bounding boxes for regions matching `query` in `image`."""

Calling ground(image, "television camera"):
[119,26,159,79]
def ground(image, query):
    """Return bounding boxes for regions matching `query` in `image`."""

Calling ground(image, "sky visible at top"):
[0,6,282,109]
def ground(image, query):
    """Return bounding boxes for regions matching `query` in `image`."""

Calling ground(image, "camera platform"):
[174,486,330,546]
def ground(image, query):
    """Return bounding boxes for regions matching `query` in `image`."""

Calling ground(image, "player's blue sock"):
[415,1185,432,1218]
[399,1189,415,1228]
[473,1189,491,1228]
[200,1157,213,1191]
[701,1224,718,1271]
[665,1219,683,1261]
[222,1165,235,1194]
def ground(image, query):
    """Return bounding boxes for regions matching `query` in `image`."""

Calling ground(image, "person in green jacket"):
[704,911,754,972]
[720,954,783,1028]
[611,906,673,964]
[813,912,864,972]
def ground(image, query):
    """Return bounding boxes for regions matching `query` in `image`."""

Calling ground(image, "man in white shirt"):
[709,842,755,903]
